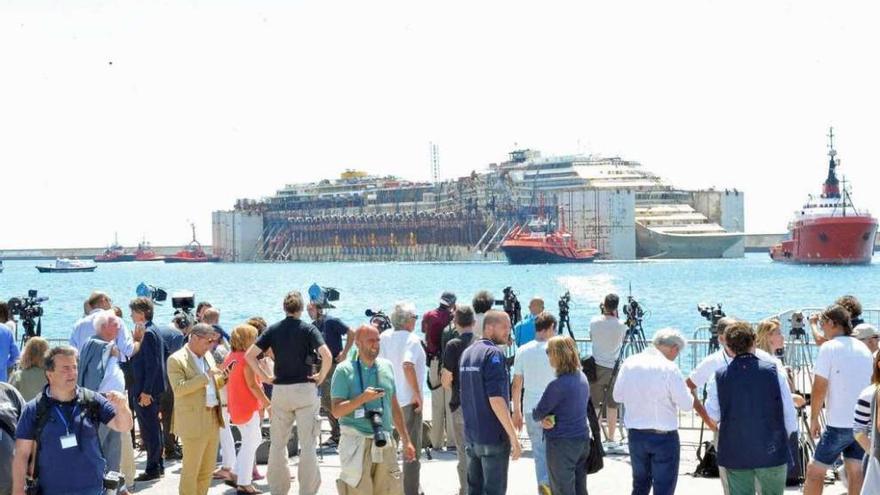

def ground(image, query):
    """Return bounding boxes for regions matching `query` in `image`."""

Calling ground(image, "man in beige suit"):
[167,324,228,495]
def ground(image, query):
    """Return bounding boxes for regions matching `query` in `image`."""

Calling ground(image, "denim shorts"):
[813,426,865,467]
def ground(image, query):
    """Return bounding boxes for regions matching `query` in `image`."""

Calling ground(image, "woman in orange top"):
[224,324,271,495]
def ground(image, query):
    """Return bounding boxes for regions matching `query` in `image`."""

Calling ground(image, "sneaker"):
[601,440,618,450]
[321,438,338,448]
[606,442,629,455]
[133,471,162,482]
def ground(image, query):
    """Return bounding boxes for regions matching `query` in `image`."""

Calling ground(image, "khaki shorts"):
[589,364,619,410]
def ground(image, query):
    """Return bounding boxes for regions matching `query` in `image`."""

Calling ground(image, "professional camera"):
[8,290,47,341]
[495,286,522,326]
[365,309,392,331]
[136,282,167,303]
[366,409,388,447]
[171,291,195,312]
[309,283,340,309]
[698,303,726,332]
[103,471,125,495]
[558,291,571,317]
[623,295,645,330]
[789,311,806,337]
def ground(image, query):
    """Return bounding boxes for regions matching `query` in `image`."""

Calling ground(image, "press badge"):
[354,409,365,419]
[60,433,78,449]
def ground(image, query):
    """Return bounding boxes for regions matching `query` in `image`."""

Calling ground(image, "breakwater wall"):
[0,245,200,260]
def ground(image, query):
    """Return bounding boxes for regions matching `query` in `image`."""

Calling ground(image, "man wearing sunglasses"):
[167,323,228,495]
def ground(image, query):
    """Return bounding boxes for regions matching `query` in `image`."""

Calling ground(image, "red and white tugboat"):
[770,128,878,264]
[134,239,164,262]
[501,208,598,264]
[164,224,220,263]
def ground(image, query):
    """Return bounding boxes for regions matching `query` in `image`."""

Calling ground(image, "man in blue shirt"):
[0,302,20,381]
[513,297,544,347]
[12,345,133,495]
[460,310,521,495]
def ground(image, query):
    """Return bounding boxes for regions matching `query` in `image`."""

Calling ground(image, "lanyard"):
[353,359,380,412]
[55,404,79,434]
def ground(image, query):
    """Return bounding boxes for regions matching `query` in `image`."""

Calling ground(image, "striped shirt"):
[854,384,876,436]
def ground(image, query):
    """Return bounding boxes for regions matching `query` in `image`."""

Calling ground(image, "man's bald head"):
[483,310,511,345]
[355,324,381,361]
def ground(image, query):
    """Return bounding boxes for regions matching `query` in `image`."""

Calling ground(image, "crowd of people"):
[0,290,878,495]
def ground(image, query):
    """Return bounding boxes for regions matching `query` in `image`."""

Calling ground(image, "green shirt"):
[330,357,396,435]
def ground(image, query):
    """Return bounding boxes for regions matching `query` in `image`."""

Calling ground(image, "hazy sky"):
[2,0,878,249]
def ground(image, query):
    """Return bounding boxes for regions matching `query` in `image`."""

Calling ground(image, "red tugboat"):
[501,209,598,264]
[94,235,136,263]
[164,224,221,263]
[134,240,164,262]
[770,128,878,265]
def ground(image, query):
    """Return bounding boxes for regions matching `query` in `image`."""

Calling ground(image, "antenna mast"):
[430,142,440,184]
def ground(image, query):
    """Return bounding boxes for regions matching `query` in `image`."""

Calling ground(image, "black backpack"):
[694,441,720,478]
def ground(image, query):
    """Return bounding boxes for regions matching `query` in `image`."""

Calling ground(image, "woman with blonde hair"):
[223,324,271,495]
[533,335,590,495]
[10,337,49,401]
[755,318,783,356]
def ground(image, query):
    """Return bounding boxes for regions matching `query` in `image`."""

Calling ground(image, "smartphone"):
[226,360,237,373]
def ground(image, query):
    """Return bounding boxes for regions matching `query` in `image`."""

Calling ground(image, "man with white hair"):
[77,310,131,492]
[853,323,880,355]
[613,328,693,495]
[378,302,426,495]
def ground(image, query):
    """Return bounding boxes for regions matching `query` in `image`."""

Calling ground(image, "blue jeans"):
[627,429,680,495]
[466,441,510,495]
[525,415,549,485]
[813,426,865,466]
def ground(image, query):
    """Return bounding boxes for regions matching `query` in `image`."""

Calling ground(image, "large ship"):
[215,148,745,262]
[770,129,877,265]
[512,153,744,259]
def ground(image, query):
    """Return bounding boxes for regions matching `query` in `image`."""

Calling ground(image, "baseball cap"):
[440,291,457,307]
[854,323,879,341]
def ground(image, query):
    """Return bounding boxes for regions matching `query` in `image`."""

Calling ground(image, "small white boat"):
[36,258,97,273]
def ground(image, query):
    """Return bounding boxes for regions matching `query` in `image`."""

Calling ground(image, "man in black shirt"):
[307,302,354,447]
[441,305,477,495]
[246,291,332,495]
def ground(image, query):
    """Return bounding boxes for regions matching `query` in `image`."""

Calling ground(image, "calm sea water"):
[2,254,879,348]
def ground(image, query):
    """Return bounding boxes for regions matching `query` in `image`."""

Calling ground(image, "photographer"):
[0,303,19,382]
[422,292,456,452]
[331,325,416,495]
[245,291,332,495]
[308,301,355,448]
[471,291,495,338]
[588,294,627,452]
[12,346,133,495]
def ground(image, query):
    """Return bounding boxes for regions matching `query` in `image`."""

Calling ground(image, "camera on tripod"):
[495,286,522,326]
[623,295,645,329]
[697,303,726,333]
[559,291,571,316]
[309,283,340,309]
[8,290,47,341]
[365,309,392,331]
[789,311,807,337]
[171,291,195,312]
[136,282,167,303]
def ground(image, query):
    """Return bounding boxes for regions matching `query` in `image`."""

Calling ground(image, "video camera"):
[309,283,340,309]
[8,290,47,341]
[495,286,522,326]
[623,295,645,330]
[365,309,392,331]
[136,283,167,303]
[171,291,195,311]
[697,303,726,333]
[789,311,807,338]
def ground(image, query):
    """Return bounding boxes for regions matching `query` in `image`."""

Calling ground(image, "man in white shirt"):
[804,305,873,495]
[511,312,559,495]
[70,292,134,358]
[588,293,627,449]
[613,328,692,495]
[378,302,426,495]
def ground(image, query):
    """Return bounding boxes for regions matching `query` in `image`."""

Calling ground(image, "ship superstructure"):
[214,148,745,262]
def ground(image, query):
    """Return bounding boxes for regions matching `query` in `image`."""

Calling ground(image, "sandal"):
[213,468,233,480]
[236,485,263,495]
